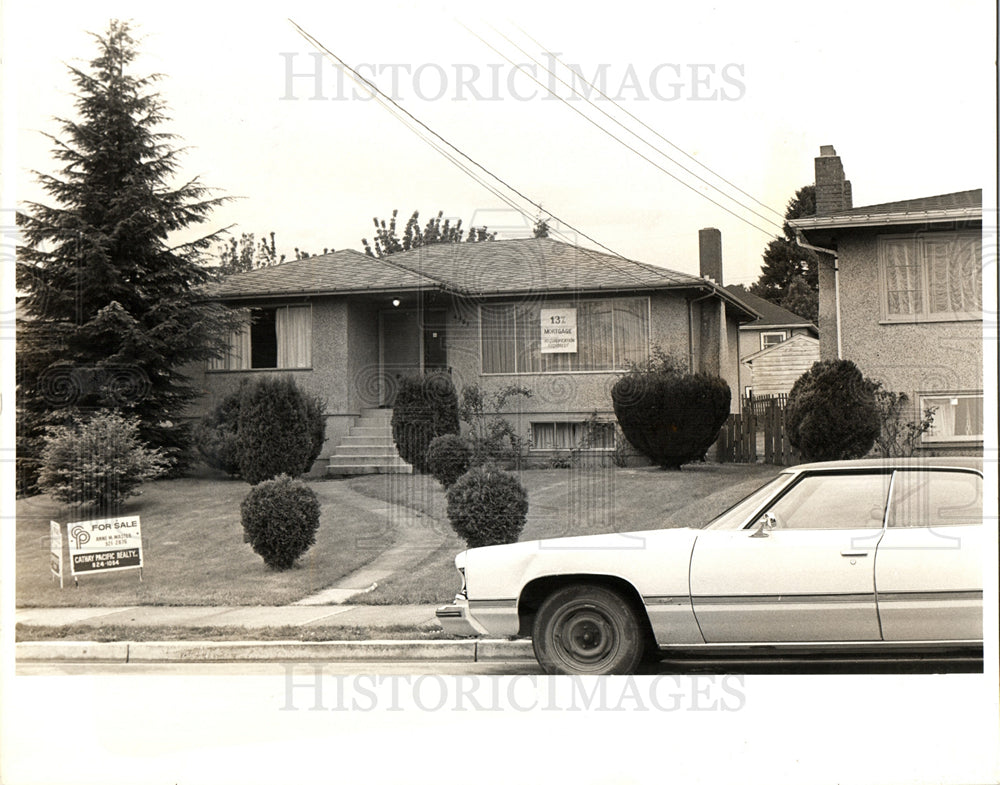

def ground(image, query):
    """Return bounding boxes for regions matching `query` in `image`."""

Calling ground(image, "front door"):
[378,309,447,406]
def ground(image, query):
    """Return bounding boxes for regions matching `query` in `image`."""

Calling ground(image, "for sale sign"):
[67,516,143,577]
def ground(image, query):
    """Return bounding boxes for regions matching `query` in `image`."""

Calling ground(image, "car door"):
[689,471,891,643]
[875,469,983,642]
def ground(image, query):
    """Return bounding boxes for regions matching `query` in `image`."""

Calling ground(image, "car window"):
[762,472,891,530]
[887,470,983,528]
[704,474,795,530]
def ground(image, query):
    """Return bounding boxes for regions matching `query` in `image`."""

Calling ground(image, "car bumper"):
[436,596,490,637]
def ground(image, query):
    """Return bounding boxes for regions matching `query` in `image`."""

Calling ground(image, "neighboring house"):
[789,146,983,453]
[723,286,819,399]
[192,233,757,472]
[739,333,821,399]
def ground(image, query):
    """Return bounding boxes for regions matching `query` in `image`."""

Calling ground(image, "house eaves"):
[790,206,981,230]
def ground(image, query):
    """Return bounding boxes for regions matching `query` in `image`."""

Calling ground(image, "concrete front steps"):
[326,408,413,476]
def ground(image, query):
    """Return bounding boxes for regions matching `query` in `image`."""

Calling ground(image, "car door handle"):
[840,550,869,557]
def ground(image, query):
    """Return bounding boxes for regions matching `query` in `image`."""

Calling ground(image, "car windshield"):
[703,474,795,530]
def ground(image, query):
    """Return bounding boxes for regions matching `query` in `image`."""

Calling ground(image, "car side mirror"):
[750,512,777,538]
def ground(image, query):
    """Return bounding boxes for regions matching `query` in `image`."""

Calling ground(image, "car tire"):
[532,584,645,675]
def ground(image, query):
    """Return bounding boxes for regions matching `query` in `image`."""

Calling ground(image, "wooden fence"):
[718,396,799,466]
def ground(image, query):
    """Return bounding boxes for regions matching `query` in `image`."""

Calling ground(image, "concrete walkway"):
[292,481,449,605]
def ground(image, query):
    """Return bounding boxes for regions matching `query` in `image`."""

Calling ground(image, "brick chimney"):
[814,145,853,215]
[698,227,723,284]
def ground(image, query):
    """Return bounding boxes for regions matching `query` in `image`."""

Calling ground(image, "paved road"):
[16,654,981,676]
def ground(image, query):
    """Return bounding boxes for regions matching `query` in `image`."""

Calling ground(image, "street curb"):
[16,639,536,663]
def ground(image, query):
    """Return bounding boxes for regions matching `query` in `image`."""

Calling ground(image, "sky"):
[3,0,996,288]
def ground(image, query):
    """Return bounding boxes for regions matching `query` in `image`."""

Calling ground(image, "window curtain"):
[209,323,251,370]
[277,306,311,368]
[926,236,982,315]
[578,301,615,370]
[613,299,648,368]
[481,305,517,373]
[883,239,921,316]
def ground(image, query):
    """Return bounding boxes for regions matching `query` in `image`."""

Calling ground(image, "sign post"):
[50,520,64,589]
[67,516,144,585]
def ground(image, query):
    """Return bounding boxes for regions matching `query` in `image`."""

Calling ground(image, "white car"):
[436,458,985,674]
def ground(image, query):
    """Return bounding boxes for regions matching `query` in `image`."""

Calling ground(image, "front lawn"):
[346,461,779,605]
[15,471,400,607]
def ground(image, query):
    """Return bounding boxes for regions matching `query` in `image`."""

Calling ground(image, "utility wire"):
[287,19,673,287]
[463,22,780,238]
[513,23,786,222]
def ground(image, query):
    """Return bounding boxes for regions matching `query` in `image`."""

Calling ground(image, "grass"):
[345,461,779,605]
[15,468,400,607]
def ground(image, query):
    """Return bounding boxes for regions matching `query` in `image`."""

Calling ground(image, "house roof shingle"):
[724,286,817,331]
[205,238,755,317]
[789,189,982,231]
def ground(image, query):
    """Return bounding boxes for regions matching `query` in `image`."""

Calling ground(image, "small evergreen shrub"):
[391,374,460,473]
[236,376,321,484]
[446,464,529,548]
[458,383,531,468]
[786,360,880,461]
[426,434,472,488]
[192,384,246,476]
[38,411,170,511]
[240,474,321,570]
[611,350,731,469]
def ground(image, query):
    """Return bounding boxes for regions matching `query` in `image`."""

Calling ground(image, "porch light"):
[392,298,401,307]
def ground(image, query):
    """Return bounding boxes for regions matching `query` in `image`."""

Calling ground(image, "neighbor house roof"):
[206,237,757,317]
[724,286,817,332]
[789,189,982,231]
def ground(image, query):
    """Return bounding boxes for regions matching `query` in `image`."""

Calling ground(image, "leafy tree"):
[16,21,241,488]
[533,217,550,238]
[216,231,282,276]
[362,209,495,257]
[750,185,819,323]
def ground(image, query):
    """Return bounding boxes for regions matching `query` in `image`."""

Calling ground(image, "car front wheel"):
[532,584,645,675]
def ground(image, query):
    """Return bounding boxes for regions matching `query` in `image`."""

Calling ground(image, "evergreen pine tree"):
[16,20,240,491]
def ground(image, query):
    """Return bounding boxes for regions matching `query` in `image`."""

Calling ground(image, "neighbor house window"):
[209,305,312,370]
[760,331,786,350]
[531,421,616,450]
[879,232,982,322]
[919,393,983,443]
[480,298,649,374]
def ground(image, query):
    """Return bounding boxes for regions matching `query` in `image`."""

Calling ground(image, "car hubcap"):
[556,607,615,664]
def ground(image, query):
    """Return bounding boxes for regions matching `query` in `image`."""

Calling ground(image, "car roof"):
[785,456,983,473]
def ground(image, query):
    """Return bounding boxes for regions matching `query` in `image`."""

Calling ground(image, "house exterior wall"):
[821,229,982,452]
[737,326,815,397]
[747,338,820,398]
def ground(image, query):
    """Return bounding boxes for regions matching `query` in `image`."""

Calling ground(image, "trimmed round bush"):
[446,464,529,548]
[236,376,324,484]
[240,474,321,570]
[38,411,169,511]
[427,434,472,488]
[391,374,460,473]
[193,384,246,476]
[612,369,731,469]
[786,359,880,461]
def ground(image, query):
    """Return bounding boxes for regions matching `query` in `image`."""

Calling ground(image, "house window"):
[209,305,312,371]
[531,421,616,450]
[760,331,786,350]
[919,393,983,442]
[480,298,649,374]
[879,232,982,322]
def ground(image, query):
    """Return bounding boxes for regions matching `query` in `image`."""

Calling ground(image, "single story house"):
[789,146,983,453]
[723,285,819,399]
[191,232,757,473]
